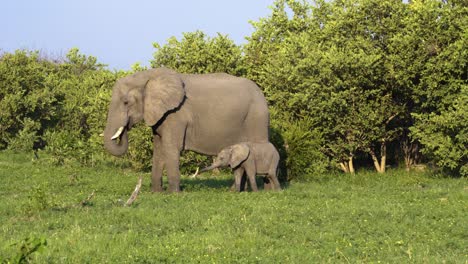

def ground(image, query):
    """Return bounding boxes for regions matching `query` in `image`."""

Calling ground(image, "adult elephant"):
[103,68,269,192]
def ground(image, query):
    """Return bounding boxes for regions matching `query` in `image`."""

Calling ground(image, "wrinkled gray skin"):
[201,142,281,192]
[103,68,269,192]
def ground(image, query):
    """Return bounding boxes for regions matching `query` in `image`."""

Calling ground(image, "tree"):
[244,0,407,174]
[411,85,467,176]
[394,0,467,175]
[0,50,60,150]
[151,31,244,76]
[244,0,332,178]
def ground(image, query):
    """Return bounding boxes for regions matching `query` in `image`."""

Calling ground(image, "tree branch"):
[125,176,143,207]
[78,191,95,207]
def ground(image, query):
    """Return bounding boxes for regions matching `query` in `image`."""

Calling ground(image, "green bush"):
[42,129,91,165]
[6,118,41,152]
[271,117,330,181]
[411,86,468,177]
[4,237,48,264]
[0,50,61,149]
[0,49,117,166]
[179,151,211,176]
[124,125,154,171]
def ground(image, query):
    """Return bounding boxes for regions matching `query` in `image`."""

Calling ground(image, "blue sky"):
[1,0,274,70]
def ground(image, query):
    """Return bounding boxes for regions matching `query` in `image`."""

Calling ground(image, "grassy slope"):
[0,151,466,263]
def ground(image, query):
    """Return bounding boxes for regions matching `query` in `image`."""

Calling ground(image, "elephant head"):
[103,68,185,156]
[200,143,250,172]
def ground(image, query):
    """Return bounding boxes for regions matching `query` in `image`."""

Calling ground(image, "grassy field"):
[0,151,466,263]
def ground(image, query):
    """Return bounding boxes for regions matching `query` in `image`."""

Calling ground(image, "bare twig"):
[190,167,199,178]
[125,176,143,207]
[79,191,95,206]
[385,112,400,125]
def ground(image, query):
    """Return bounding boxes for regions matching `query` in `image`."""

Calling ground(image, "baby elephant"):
[201,142,281,192]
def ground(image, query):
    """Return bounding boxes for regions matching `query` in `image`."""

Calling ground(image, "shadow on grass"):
[180,177,233,192]
[181,176,289,192]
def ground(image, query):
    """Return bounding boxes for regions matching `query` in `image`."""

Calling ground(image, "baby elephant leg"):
[232,167,246,192]
[268,170,281,191]
[230,173,248,192]
[245,168,258,192]
[263,177,274,190]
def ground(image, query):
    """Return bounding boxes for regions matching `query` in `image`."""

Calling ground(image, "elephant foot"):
[151,185,164,193]
[230,181,248,192]
[263,178,273,191]
[168,188,181,193]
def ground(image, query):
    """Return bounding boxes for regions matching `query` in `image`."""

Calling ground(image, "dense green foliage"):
[0,0,466,177]
[242,0,466,176]
[0,152,466,262]
[152,31,245,76]
[0,49,116,164]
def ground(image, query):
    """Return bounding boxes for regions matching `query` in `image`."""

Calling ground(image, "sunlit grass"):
[0,151,466,262]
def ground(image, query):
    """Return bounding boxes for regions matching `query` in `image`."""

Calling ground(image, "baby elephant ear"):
[229,144,250,168]
[144,72,185,126]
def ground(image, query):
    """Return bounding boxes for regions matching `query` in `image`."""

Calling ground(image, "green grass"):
[0,151,466,263]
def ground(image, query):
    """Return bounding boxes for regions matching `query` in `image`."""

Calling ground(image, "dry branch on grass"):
[125,175,143,207]
[79,191,95,206]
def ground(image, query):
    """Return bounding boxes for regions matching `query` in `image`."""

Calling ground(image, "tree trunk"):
[370,141,386,173]
[380,143,386,173]
[339,156,354,174]
[339,162,349,173]
[401,139,419,171]
[348,156,355,174]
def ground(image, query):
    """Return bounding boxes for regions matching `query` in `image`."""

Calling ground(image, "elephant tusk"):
[111,126,125,140]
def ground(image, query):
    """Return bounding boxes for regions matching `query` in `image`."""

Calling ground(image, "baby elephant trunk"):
[199,165,217,173]
[191,164,218,178]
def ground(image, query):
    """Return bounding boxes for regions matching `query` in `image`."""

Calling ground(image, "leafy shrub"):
[152,31,244,76]
[125,125,154,171]
[22,185,56,214]
[0,49,117,166]
[271,117,330,181]
[411,87,468,177]
[0,50,61,149]
[6,118,41,151]
[4,237,47,264]
[42,129,91,165]
[180,151,211,176]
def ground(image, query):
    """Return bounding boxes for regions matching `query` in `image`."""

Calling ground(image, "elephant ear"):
[144,72,185,126]
[229,144,250,168]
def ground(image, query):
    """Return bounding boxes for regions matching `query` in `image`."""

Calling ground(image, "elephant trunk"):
[103,125,129,157]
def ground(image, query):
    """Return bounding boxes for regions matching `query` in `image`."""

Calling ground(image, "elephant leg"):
[245,169,258,192]
[165,150,181,193]
[263,177,273,191]
[230,172,248,191]
[151,135,165,192]
[240,173,248,191]
[160,124,185,193]
[269,172,282,191]
[233,167,245,192]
